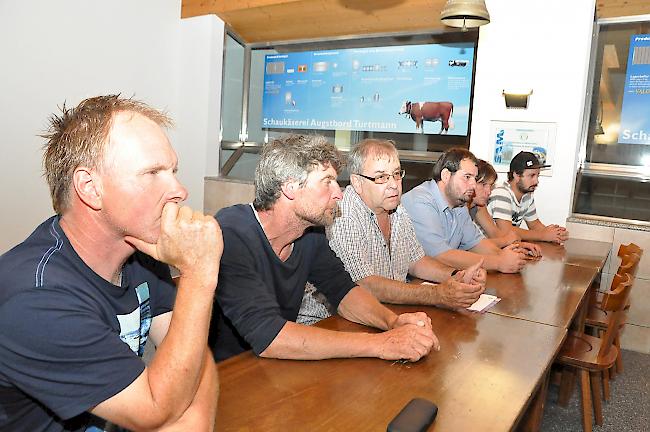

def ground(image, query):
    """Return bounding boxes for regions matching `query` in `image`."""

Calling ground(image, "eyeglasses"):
[355,170,406,184]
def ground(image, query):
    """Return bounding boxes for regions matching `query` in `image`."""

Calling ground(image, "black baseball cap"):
[510,151,551,173]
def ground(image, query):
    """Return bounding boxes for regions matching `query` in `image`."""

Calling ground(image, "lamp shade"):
[440,0,490,29]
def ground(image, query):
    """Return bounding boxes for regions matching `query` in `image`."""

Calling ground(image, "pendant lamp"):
[440,0,490,31]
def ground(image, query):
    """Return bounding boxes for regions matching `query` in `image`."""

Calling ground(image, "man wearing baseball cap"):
[487,151,569,244]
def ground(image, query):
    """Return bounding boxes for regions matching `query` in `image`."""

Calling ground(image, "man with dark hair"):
[0,95,221,431]
[469,159,542,254]
[298,139,485,325]
[402,148,528,273]
[210,134,438,363]
[488,151,569,244]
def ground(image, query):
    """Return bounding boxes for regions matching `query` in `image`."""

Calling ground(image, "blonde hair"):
[41,95,172,214]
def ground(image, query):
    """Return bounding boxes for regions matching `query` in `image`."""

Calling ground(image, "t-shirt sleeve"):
[0,288,145,421]
[327,215,374,282]
[403,194,452,257]
[307,232,356,308]
[488,187,514,222]
[216,229,287,356]
[523,196,538,221]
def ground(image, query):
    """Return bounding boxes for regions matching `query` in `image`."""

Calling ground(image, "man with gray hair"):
[209,134,438,362]
[299,139,486,324]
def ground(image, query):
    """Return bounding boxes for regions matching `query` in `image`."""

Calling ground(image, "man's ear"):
[350,173,363,194]
[280,180,299,201]
[441,167,452,184]
[72,167,103,211]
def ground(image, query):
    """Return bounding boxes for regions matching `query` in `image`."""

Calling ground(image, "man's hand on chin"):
[125,202,223,290]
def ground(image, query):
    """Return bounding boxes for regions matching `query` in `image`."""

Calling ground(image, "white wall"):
[470,0,596,226]
[0,1,224,253]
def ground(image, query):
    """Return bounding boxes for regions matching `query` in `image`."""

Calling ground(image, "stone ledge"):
[567,215,650,232]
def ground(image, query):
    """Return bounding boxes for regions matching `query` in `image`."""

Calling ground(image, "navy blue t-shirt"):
[209,204,356,361]
[0,216,176,432]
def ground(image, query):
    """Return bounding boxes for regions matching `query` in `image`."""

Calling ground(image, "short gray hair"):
[348,139,399,175]
[253,134,344,210]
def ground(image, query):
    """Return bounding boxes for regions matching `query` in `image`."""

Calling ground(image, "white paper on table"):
[467,294,501,312]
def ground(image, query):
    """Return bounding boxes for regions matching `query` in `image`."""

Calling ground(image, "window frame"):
[217,26,480,181]
[571,14,650,225]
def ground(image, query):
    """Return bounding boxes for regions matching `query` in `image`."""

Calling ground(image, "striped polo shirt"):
[487,181,538,227]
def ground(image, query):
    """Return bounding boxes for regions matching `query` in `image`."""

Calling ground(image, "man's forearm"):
[157,350,219,431]
[435,249,501,271]
[497,219,545,241]
[513,225,547,241]
[409,256,454,282]
[490,235,511,248]
[147,279,216,420]
[260,321,382,360]
[356,275,442,306]
[337,285,398,329]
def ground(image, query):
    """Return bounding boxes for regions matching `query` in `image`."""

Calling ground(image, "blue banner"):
[619,34,650,144]
[262,43,474,136]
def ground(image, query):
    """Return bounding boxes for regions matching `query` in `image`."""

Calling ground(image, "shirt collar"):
[428,180,451,212]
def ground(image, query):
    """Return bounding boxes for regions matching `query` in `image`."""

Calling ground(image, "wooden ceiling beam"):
[182,0,303,18]
[182,0,448,43]
[181,0,650,44]
[597,1,650,19]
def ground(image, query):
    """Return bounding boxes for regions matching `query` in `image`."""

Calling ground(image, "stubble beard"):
[517,179,536,194]
[296,203,338,227]
[446,182,471,208]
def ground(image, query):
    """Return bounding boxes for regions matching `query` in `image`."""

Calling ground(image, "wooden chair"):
[591,251,641,310]
[591,244,640,303]
[556,273,633,432]
[586,252,641,387]
[617,243,642,258]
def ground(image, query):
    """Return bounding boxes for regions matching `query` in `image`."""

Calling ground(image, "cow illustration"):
[399,101,454,134]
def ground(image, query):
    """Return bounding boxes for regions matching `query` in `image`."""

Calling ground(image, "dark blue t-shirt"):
[209,204,356,362]
[0,216,176,432]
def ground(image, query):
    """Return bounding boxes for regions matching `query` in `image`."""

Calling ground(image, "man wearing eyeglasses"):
[299,139,486,325]
[210,135,438,363]
[402,148,528,274]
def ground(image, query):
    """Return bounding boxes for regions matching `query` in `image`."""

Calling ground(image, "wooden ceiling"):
[181,0,650,44]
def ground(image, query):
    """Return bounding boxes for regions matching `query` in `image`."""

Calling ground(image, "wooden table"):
[216,305,566,432]
[485,259,599,329]
[535,238,611,270]
[215,239,611,432]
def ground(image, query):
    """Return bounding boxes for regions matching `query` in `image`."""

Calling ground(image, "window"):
[219,30,479,192]
[573,17,650,223]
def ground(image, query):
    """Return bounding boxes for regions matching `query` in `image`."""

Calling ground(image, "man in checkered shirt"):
[298,139,485,325]
[487,151,569,245]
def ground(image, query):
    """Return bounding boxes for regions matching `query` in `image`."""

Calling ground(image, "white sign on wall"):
[489,121,557,176]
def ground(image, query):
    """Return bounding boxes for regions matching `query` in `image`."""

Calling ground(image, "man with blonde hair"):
[0,95,221,431]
